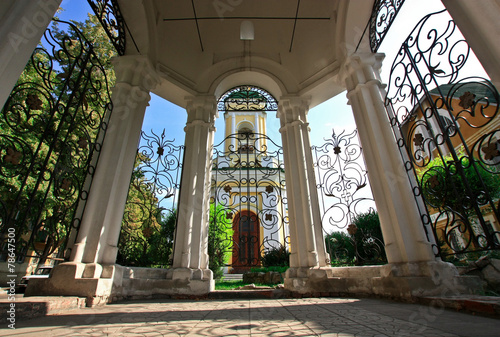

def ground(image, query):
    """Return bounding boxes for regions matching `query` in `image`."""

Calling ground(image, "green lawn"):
[214,280,277,290]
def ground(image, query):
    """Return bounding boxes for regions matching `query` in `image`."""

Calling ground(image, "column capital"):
[185,95,218,128]
[185,95,217,111]
[112,82,152,104]
[341,53,386,92]
[277,96,311,125]
[112,55,161,92]
[278,95,311,110]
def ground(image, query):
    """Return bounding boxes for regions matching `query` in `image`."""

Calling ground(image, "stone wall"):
[458,257,500,294]
[243,271,283,285]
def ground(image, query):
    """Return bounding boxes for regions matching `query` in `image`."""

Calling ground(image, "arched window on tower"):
[237,124,255,153]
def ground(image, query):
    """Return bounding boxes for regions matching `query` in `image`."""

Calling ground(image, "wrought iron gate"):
[385,10,500,259]
[0,20,113,268]
[118,130,184,267]
[312,129,386,265]
[210,132,288,272]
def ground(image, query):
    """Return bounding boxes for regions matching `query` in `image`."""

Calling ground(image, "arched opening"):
[210,85,288,275]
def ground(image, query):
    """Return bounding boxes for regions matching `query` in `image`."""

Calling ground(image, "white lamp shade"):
[240,20,254,40]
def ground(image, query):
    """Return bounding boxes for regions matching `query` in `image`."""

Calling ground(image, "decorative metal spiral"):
[217,86,278,112]
[118,130,184,267]
[369,0,406,52]
[0,20,113,265]
[87,0,126,55]
[312,129,385,265]
[385,10,500,259]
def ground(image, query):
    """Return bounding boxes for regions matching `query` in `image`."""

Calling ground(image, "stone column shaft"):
[254,113,260,149]
[172,96,216,275]
[71,56,160,266]
[0,0,61,109]
[343,53,435,264]
[442,0,500,89]
[278,97,327,268]
[231,112,236,148]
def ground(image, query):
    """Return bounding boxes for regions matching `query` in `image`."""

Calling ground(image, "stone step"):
[0,295,87,322]
[222,274,243,280]
[209,289,291,299]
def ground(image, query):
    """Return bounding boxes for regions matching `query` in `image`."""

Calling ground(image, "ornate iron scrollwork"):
[385,10,500,259]
[217,86,278,112]
[87,0,126,55]
[369,0,405,53]
[312,129,386,265]
[0,20,113,266]
[210,132,288,271]
[118,130,184,267]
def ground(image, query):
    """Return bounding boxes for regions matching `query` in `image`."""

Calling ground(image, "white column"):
[278,97,328,269]
[0,0,61,109]
[254,113,260,149]
[441,0,500,89]
[70,56,160,266]
[231,112,236,148]
[171,95,217,280]
[342,53,435,264]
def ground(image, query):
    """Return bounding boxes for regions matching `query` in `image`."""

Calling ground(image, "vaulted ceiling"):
[118,0,373,108]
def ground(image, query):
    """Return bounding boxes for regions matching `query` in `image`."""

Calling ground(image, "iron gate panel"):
[87,0,126,55]
[210,132,288,271]
[369,0,406,53]
[0,20,113,267]
[312,129,386,265]
[385,10,500,258]
[118,130,184,267]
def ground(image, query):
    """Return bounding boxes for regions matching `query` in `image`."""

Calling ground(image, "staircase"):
[222,274,243,281]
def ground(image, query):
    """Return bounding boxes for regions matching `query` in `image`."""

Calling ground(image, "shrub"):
[250,266,288,273]
[261,246,290,267]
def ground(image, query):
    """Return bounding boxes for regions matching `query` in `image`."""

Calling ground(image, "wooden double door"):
[231,210,260,272]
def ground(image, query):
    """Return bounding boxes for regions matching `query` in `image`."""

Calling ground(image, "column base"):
[284,261,484,300]
[25,262,116,307]
[115,267,214,300]
[25,264,215,305]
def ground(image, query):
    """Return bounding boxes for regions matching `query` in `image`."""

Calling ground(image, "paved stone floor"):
[2,297,499,336]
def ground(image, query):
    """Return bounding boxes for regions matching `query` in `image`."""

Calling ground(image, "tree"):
[117,154,175,267]
[208,204,234,279]
[418,152,500,252]
[0,12,115,264]
[325,231,355,266]
[261,246,290,267]
[418,153,500,216]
